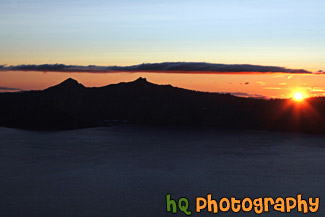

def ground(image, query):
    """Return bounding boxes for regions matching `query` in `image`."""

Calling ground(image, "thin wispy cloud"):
[256,81,266,86]
[263,87,282,90]
[0,62,312,74]
[221,92,268,99]
[0,86,21,91]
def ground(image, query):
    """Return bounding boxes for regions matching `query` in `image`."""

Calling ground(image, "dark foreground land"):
[1,77,325,133]
[0,125,324,217]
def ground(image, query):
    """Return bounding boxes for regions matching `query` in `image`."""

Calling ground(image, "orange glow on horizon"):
[1,70,325,99]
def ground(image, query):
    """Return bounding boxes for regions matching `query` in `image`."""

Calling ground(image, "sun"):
[293,92,304,101]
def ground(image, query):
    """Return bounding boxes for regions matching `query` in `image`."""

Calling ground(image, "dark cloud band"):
[0,62,311,74]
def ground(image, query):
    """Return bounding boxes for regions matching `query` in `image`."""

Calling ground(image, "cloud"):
[0,86,21,91]
[221,92,268,99]
[0,62,312,74]
[310,87,325,93]
[315,70,324,74]
[3,64,74,72]
[263,87,282,90]
[256,81,266,86]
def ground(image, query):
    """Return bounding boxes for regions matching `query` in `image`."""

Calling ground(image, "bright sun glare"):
[293,92,304,101]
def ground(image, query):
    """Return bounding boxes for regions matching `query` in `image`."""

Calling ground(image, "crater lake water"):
[0,125,324,216]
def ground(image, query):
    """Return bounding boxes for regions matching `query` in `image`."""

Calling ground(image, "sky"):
[0,0,324,70]
[0,0,325,98]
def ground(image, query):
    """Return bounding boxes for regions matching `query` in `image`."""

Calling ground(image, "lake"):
[0,125,324,216]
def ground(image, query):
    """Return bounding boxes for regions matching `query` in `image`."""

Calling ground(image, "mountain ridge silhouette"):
[1,77,325,133]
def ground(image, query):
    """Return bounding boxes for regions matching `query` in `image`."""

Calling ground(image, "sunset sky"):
[1,0,325,98]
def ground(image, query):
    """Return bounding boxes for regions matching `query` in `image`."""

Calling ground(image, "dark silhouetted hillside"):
[1,77,325,132]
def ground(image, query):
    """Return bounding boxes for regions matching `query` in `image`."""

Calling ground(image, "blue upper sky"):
[0,0,324,71]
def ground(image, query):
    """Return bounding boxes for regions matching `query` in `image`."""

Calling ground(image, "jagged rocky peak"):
[133,77,148,83]
[130,77,154,86]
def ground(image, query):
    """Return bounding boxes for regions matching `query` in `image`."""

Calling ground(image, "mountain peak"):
[133,77,148,83]
[130,77,154,86]
[60,78,81,86]
[46,78,85,91]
